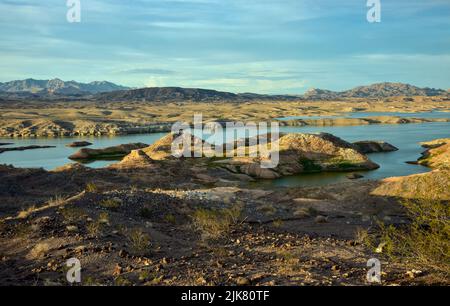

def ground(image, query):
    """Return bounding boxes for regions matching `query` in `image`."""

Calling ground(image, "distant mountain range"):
[0,79,447,102]
[96,87,299,102]
[303,82,448,100]
[0,78,129,96]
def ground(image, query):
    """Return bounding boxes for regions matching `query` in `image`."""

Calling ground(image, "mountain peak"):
[304,82,447,100]
[0,78,129,95]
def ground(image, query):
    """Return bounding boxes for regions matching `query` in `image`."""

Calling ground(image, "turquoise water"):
[270,121,450,187]
[0,133,167,170]
[0,119,449,187]
[278,111,450,121]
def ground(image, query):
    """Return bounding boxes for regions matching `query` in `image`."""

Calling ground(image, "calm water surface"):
[1,116,449,187]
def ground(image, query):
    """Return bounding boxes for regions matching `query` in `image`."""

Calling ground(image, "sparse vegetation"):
[85,182,99,193]
[366,197,449,277]
[127,228,151,255]
[163,214,176,224]
[17,206,36,219]
[99,198,122,210]
[139,207,153,219]
[191,204,243,239]
[87,212,110,237]
[29,242,50,259]
[60,206,87,223]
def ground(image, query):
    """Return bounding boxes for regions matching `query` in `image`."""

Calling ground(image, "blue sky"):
[0,0,449,94]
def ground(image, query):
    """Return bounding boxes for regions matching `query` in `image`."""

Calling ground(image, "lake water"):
[1,117,449,187]
[278,111,450,121]
[0,133,167,170]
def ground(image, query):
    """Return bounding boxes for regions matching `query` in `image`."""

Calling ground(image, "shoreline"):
[1,116,449,138]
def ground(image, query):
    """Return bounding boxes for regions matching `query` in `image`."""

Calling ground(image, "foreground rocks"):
[0,135,448,286]
[69,143,148,160]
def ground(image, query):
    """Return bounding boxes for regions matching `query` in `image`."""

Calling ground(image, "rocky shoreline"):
[0,130,448,286]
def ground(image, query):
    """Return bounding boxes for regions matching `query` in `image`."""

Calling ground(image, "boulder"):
[65,141,92,147]
[69,143,148,160]
[353,141,398,154]
[347,173,364,180]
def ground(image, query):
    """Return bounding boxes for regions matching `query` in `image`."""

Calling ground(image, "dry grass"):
[127,228,151,255]
[28,242,50,259]
[191,204,243,239]
[17,206,36,219]
[60,206,87,223]
[366,178,450,278]
[85,182,99,193]
[99,198,122,210]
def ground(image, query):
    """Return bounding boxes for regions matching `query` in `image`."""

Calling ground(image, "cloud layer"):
[0,0,449,93]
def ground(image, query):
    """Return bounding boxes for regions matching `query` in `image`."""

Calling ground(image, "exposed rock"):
[0,145,55,154]
[346,173,364,180]
[353,141,398,154]
[315,215,328,223]
[217,133,379,179]
[66,141,92,147]
[69,143,148,160]
[142,132,207,160]
[234,277,251,285]
[417,138,450,169]
[372,169,450,200]
[116,149,154,167]
[239,163,280,179]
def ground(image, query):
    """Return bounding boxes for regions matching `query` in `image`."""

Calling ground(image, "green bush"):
[191,204,243,239]
[367,198,449,276]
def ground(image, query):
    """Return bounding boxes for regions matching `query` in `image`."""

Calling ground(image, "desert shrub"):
[366,198,449,275]
[258,204,276,216]
[99,198,122,210]
[60,206,86,223]
[85,182,98,193]
[48,195,65,206]
[139,207,152,219]
[272,218,284,228]
[127,228,151,255]
[17,206,36,219]
[163,214,176,224]
[191,204,243,239]
[29,242,50,258]
[86,212,109,237]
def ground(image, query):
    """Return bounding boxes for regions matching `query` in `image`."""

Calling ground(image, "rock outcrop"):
[417,138,450,169]
[0,145,56,154]
[69,143,148,160]
[142,132,207,160]
[120,132,380,179]
[116,149,154,167]
[353,141,398,154]
[66,141,92,147]
[215,133,379,179]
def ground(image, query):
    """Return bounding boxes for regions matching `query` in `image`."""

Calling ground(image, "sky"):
[0,0,449,94]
